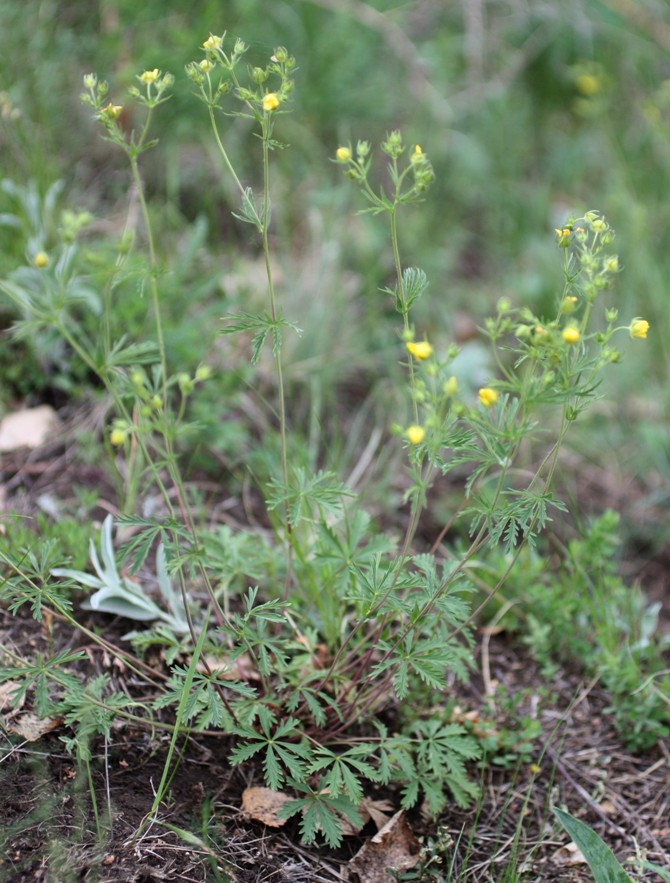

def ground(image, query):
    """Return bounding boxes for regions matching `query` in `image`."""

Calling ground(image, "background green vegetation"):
[1,1,669,597]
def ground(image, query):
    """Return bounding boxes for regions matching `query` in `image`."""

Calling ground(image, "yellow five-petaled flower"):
[262,92,280,112]
[562,326,580,345]
[139,69,159,85]
[406,425,426,445]
[406,340,433,360]
[478,387,498,408]
[203,34,222,51]
[630,318,650,339]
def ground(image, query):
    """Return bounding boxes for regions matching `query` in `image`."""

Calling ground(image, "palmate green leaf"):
[413,720,480,809]
[309,747,380,803]
[105,336,159,367]
[388,721,480,813]
[229,716,311,790]
[315,510,395,571]
[373,634,458,698]
[554,809,632,883]
[347,555,415,616]
[115,515,191,573]
[1,650,85,715]
[279,781,363,848]
[266,467,355,526]
[401,266,429,311]
[285,686,340,728]
[231,186,263,230]
[222,310,300,364]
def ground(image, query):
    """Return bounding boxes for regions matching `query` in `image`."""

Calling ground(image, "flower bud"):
[443,376,458,397]
[629,318,649,340]
[110,427,127,446]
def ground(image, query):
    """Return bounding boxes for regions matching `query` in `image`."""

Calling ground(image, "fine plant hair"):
[0,31,652,847]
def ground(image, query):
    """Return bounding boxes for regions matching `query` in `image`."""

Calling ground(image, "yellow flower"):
[576,74,600,96]
[443,375,458,397]
[203,34,222,51]
[406,340,433,360]
[478,387,498,408]
[139,69,159,85]
[262,92,280,112]
[562,326,580,345]
[555,227,572,248]
[110,428,127,446]
[630,318,650,340]
[406,425,425,445]
[336,146,351,163]
[199,59,214,73]
[102,103,123,120]
[529,763,542,775]
[410,144,425,165]
[33,251,49,268]
[561,295,578,313]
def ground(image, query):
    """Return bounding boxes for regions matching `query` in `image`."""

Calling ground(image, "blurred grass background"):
[2,0,670,545]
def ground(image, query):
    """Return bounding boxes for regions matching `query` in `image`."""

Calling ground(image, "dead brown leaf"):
[241,787,291,828]
[0,680,24,713]
[552,841,588,867]
[0,405,58,451]
[346,810,420,882]
[337,796,395,836]
[197,653,260,682]
[4,712,64,741]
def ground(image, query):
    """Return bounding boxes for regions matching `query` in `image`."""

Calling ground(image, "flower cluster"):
[334,132,434,200]
[82,68,174,143]
[185,32,295,119]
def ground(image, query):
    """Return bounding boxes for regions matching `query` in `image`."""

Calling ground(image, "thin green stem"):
[260,118,293,597]
[390,207,419,423]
